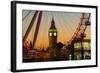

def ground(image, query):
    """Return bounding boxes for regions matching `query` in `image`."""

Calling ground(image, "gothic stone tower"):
[48,18,57,48]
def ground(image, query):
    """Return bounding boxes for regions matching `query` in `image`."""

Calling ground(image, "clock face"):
[54,32,57,36]
[49,33,52,36]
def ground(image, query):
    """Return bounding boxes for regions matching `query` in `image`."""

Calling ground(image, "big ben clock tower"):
[48,18,57,48]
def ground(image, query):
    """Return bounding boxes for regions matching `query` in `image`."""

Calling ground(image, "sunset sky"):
[22,10,91,49]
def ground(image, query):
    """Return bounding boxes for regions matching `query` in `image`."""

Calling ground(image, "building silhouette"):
[48,18,57,48]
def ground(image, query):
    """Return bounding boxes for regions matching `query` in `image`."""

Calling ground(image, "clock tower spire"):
[48,18,57,48]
